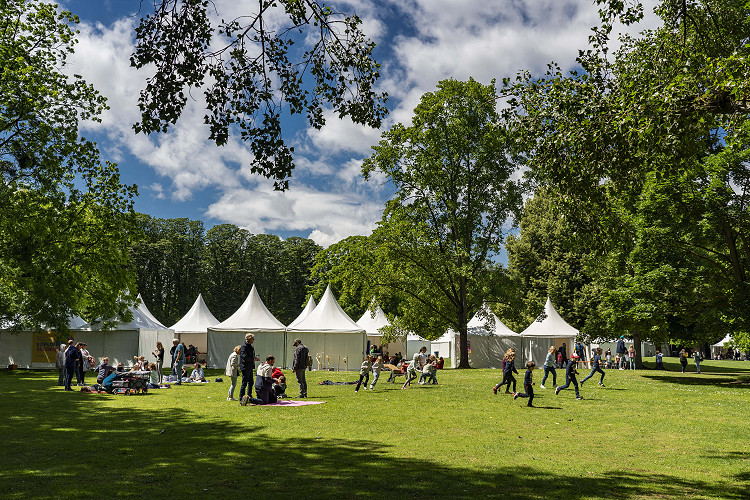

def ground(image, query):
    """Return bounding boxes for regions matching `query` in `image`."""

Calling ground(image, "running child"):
[540,346,557,389]
[493,350,518,394]
[513,361,536,407]
[355,355,372,392]
[555,353,583,400]
[580,348,606,387]
[369,355,382,390]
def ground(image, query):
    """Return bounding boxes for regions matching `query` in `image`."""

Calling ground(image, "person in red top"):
[436,357,444,369]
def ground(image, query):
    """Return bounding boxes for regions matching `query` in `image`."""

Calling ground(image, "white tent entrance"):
[448,305,522,369]
[170,293,219,362]
[520,298,578,366]
[207,285,286,368]
[286,286,366,371]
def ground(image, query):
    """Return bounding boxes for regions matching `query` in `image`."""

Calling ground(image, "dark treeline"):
[130,214,321,326]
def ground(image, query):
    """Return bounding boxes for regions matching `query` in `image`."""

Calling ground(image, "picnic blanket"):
[319,380,358,385]
[261,400,325,407]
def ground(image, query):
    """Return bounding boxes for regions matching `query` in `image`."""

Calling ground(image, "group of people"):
[224,333,310,406]
[493,345,608,406]
[57,340,95,391]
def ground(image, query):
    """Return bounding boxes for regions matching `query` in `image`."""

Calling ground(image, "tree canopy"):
[1,0,137,331]
[363,78,525,368]
[131,0,388,189]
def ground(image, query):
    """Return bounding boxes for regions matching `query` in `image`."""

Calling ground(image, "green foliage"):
[363,78,525,368]
[0,0,137,330]
[130,0,388,189]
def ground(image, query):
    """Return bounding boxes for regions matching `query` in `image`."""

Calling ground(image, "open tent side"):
[169,293,220,359]
[446,306,522,369]
[286,285,366,371]
[520,298,579,366]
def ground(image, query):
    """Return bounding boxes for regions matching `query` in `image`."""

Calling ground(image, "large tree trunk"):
[457,277,471,368]
[633,330,645,369]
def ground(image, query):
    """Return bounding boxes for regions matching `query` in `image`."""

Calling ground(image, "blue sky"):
[61,0,659,247]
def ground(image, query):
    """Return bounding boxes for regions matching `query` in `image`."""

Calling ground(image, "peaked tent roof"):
[467,305,520,337]
[287,296,317,328]
[286,286,365,334]
[77,296,172,331]
[67,314,88,329]
[520,298,579,338]
[711,334,733,348]
[356,300,390,335]
[211,285,285,332]
[170,293,220,333]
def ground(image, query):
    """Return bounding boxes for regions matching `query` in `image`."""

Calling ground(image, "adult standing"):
[172,338,185,385]
[225,345,240,401]
[679,349,688,373]
[693,349,702,374]
[55,342,67,386]
[292,338,309,398]
[79,343,93,385]
[169,340,177,378]
[616,336,627,370]
[152,341,165,383]
[559,342,568,368]
[239,333,259,400]
[64,342,82,391]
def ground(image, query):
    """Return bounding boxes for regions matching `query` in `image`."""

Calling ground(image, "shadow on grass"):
[641,373,750,389]
[0,371,747,499]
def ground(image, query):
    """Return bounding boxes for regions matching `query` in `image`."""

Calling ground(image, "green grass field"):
[1,358,748,499]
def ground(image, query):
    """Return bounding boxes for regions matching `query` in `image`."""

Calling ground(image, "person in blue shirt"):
[172,339,185,385]
[555,353,583,399]
[513,361,536,407]
[580,348,606,387]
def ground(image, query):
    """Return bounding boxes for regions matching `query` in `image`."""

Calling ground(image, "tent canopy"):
[287,296,316,328]
[520,298,579,337]
[467,305,520,337]
[170,293,219,333]
[287,286,364,334]
[711,334,733,348]
[356,299,390,336]
[211,285,285,332]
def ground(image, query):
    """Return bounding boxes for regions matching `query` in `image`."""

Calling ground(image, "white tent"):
[406,333,431,357]
[288,296,316,328]
[169,293,219,358]
[711,334,733,358]
[286,285,366,371]
[72,298,174,368]
[521,298,578,366]
[356,300,404,356]
[0,315,88,369]
[431,330,453,359]
[206,285,286,368]
[446,306,522,369]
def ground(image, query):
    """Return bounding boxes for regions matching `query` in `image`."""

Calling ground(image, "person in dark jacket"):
[555,353,582,399]
[292,338,309,398]
[559,343,568,368]
[513,361,536,407]
[239,333,259,401]
[64,342,83,391]
[493,351,518,394]
[580,348,606,387]
[616,336,627,370]
[246,356,278,405]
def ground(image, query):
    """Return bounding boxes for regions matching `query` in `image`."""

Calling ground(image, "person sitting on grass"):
[181,365,189,381]
[102,363,125,394]
[555,353,583,400]
[274,374,287,398]
[241,356,278,405]
[513,361,536,407]
[190,363,206,382]
[94,357,115,384]
[147,363,160,388]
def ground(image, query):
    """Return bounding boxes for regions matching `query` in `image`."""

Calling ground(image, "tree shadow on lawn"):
[641,373,750,389]
[0,372,747,499]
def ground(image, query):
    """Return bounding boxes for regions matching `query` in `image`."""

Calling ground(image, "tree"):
[503,0,750,354]
[363,78,525,368]
[1,0,137,331]
[131,0,388,189]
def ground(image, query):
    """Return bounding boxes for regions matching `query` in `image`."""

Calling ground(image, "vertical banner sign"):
[32,332,59,363]
[456,338,472,354]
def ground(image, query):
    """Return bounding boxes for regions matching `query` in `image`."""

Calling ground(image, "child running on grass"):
[555,353,583,400]
[369,355,382,390]
[493,350,518,394]
[355,355,372,392]
[540,346,557,389]
[513,361,536,407]
[580,348,606,387]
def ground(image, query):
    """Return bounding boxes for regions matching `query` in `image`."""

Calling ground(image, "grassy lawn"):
[1,358,749,499]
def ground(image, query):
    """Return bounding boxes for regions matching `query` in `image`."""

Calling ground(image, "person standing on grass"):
[64,342,82,391]
[679,349,688,373]
[226,345,241,401]
[628,345,636,370]
[56,342,67,386]
[513,361,536,407]
[693,349,702,374]
[292,338,309,398]
[239,333,259,399]
[559,342,568,368]
[616,336,627,370]
[540,346,557,389]
[655,350,664,370]
[152,341,165,383]
[172,338,186,385]
[580,348,606,388]
[493,351,518,394]
[355,355,372,392]
[555,353,583,400]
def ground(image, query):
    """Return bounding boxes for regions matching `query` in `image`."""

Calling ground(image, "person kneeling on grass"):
[580,348,606,388]
[190,363,206,382]
[513,361,536,407]
[555,353,583,400]
[242,356,278,405]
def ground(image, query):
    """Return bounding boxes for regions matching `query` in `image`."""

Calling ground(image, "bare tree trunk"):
[457,276,471,368]
[633,330,645,369]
